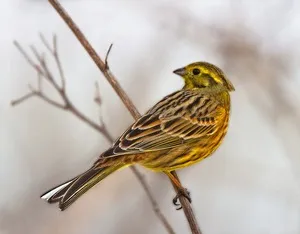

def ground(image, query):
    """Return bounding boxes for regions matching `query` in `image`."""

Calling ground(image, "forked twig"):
[47,0,201,233]
[12,38,113,142]
[40,33,66,90]
[12,36,175,234]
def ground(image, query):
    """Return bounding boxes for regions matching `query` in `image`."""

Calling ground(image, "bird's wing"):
[100,90,225,158]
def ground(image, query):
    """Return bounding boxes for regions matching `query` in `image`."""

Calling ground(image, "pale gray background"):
[1,0,300,234]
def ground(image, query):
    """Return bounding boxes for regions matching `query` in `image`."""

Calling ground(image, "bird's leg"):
[165,171,191,210]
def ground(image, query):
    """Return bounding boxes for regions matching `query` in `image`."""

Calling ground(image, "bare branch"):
[47,0,200,233]
[13,40,110,134]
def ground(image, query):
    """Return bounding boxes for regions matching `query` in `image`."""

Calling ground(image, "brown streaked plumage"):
[41,61,235,211]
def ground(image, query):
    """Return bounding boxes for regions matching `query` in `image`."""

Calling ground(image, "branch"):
[47,0,201,233]
[12,37,175,234]
[49,0,140,120]
[12,39,113,140]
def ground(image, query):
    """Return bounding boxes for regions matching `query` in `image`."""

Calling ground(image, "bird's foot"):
[172,187,191,210]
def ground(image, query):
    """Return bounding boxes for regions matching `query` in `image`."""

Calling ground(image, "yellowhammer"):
[41,61,235,211]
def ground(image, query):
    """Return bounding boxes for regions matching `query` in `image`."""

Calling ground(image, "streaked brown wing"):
[101,90,224,158]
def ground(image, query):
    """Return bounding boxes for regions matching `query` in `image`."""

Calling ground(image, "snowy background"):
[1,0,300,233]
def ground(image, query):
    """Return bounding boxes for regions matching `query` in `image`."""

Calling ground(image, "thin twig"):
[104,44,113,70]
[11,92,35,106]
[38,72,42,91]
[12,36,175,234]
[13,41,44,75]
[47,0,201,233]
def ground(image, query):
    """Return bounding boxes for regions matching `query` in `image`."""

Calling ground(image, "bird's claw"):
[172,188,191,210]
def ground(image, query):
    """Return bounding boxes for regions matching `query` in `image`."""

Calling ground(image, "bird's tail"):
[41,164,122,211]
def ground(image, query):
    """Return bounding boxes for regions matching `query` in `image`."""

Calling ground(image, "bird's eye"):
[192,68,200,75]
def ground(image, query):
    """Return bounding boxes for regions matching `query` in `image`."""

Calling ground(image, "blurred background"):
[1,0,300,233]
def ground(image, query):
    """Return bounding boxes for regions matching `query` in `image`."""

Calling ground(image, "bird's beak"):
[173,67,187,76]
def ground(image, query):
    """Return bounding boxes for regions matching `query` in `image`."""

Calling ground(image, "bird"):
[41,61,235,211]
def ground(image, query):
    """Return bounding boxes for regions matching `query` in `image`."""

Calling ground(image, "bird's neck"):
[215,91,231,108]
[185,87,231,108]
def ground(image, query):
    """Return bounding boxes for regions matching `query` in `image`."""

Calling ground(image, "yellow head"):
[173,62,235,92]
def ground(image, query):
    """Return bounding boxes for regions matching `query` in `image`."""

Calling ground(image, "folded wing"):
[100,90,225,158]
